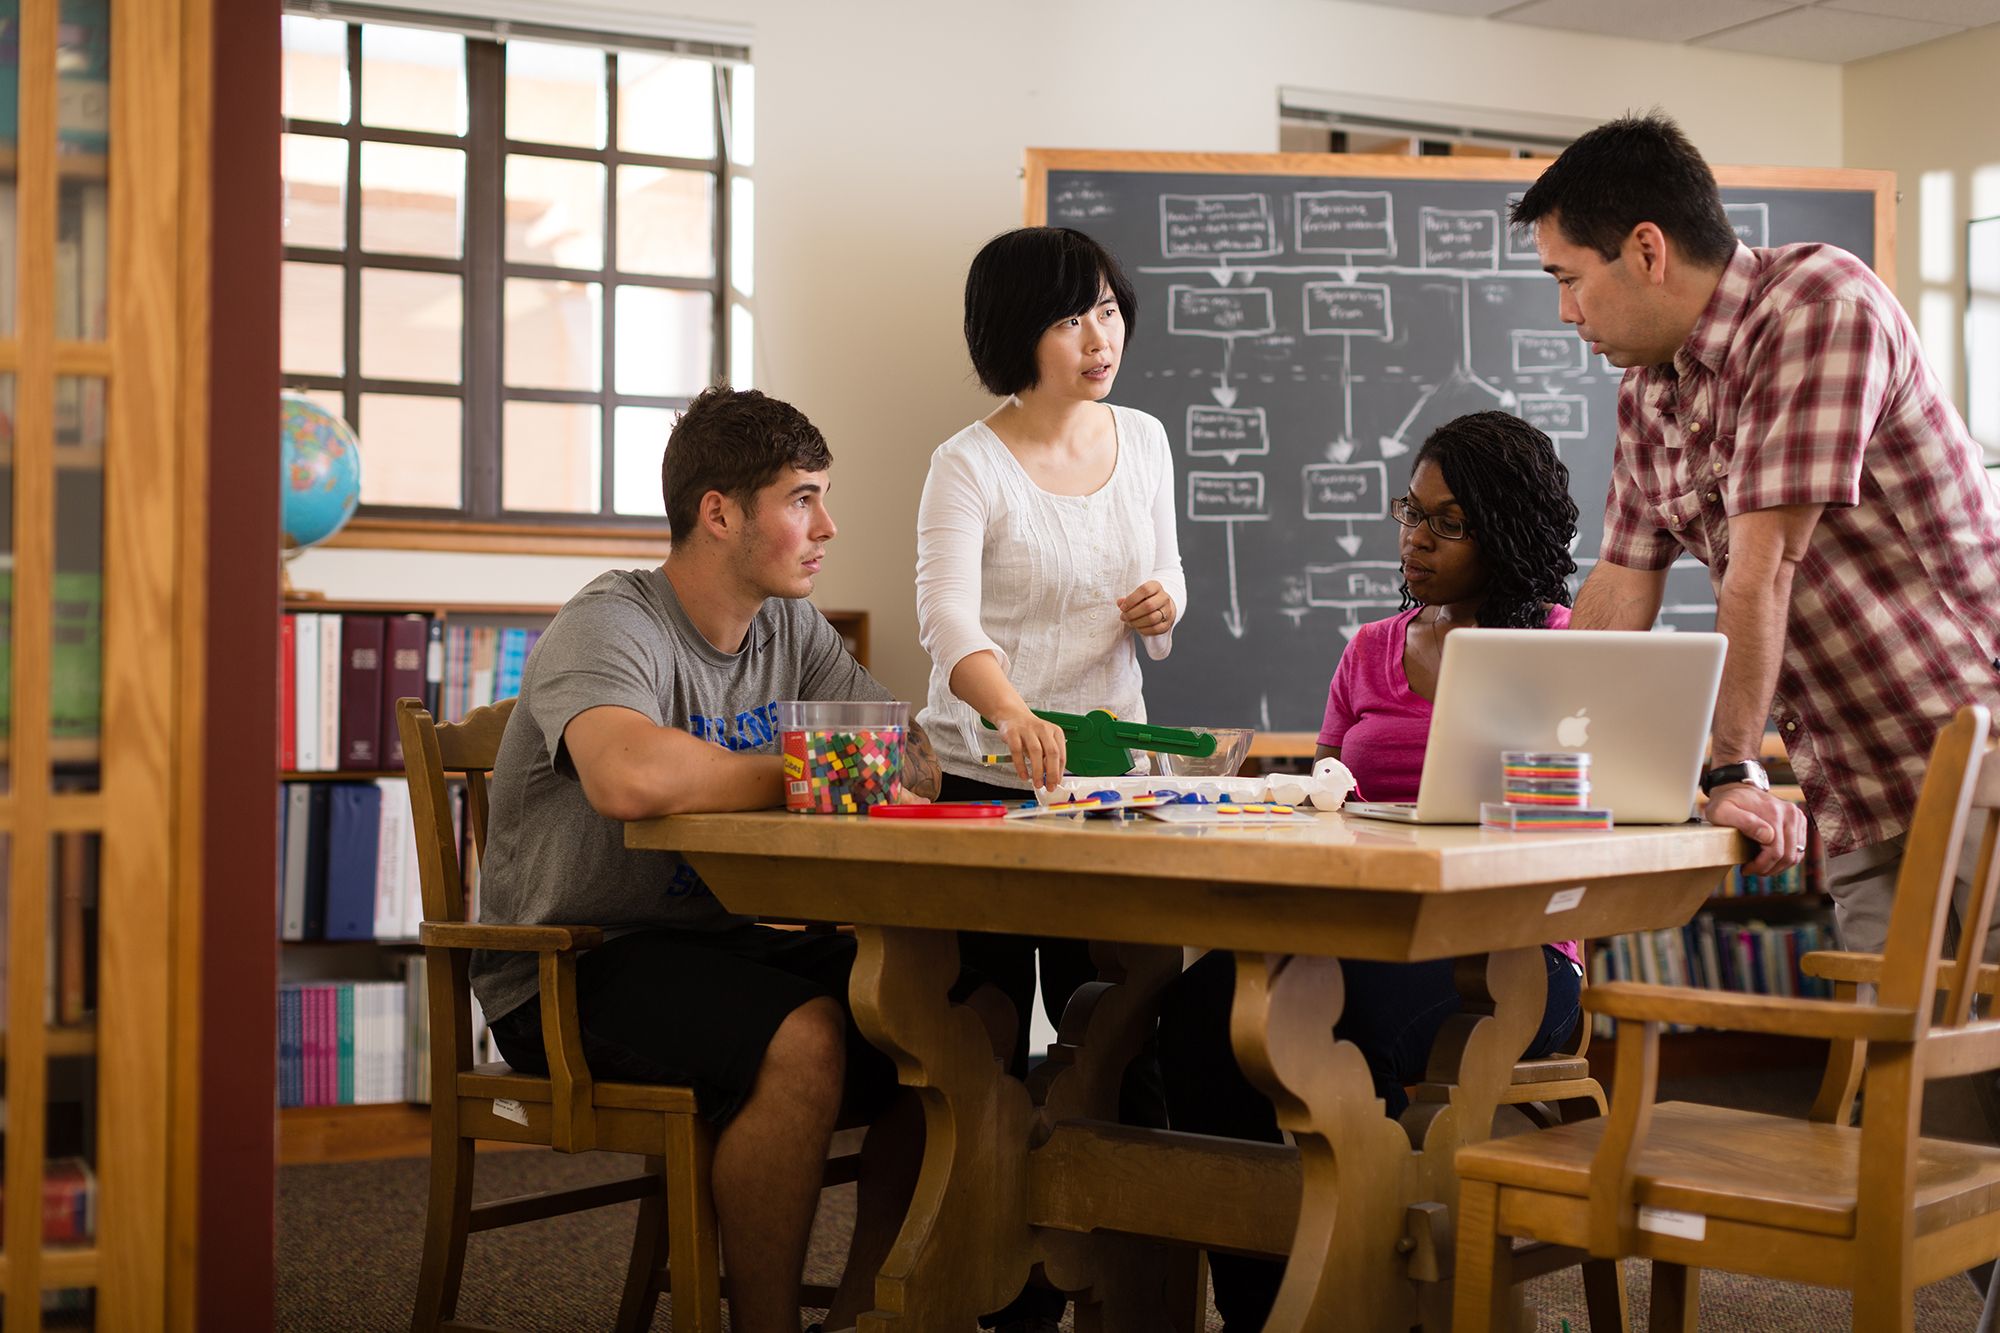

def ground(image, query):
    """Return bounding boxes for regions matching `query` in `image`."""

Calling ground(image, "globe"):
[280,394,361,551]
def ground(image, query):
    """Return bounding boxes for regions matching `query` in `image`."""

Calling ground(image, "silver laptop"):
[1344,628,1726,825]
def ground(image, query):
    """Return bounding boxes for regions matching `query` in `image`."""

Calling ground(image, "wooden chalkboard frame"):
[1023,149,1895,755]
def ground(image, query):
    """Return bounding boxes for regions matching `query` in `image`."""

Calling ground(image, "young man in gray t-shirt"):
[472,387,1004,1333]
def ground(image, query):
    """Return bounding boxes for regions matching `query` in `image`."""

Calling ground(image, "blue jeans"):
[1155,945,1583,1331]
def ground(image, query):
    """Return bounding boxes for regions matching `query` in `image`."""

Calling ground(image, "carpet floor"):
[280,1044,1997,1330]
[279,1146,1986,1331]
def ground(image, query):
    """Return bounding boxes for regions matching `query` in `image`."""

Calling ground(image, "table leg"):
[1230,952,1418,1332]
[1030,942,1196,1333]
[1402,948,1548,1322]
[848,925,1038,1332]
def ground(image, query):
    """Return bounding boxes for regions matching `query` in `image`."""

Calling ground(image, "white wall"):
[1844,23,2000,441]
[294,0,1844,701]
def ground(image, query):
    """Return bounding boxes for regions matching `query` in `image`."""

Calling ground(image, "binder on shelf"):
[300,784,333,940]
[382,616,429,769]
[279,614,297,770]
[372,777,412,940]
[322,783,382,941]
[316,615,341,772]
[279,784,313,942]
[338,615,386,770]
[293,612,320,773]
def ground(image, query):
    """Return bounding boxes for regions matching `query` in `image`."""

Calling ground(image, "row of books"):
[0,828,100,1030]
[1589,913,1838,1037]
[278,779,477,942]
[1714,816,1825,897]
[0,1158,96,1247]
[281,612,435,773]
[277,960,500,1109]
[280,614,543,772]
[0,570,104,738]
[436,625,542,726]
[277,981,410,1108]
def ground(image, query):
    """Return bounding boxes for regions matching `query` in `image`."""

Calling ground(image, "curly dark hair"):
[1400,411,1578,628]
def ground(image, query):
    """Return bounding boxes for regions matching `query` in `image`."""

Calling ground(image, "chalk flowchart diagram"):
[1139,188,1598,639]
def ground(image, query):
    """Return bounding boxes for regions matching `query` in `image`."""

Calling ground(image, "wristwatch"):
[1699,759,1771,795]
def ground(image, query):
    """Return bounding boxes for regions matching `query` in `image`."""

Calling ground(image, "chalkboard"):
[1026,151,1894,737]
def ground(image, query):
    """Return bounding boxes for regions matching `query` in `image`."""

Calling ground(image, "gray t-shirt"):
[470,567,890,1022]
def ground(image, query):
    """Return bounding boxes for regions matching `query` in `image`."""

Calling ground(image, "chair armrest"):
[1801,949,2000,997]
[1584,981,1920,1043]
[418,922,605,952]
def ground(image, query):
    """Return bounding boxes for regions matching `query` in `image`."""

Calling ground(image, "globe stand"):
[280,547,326,601]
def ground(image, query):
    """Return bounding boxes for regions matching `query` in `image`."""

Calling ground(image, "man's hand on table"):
[1704,784,1807,877]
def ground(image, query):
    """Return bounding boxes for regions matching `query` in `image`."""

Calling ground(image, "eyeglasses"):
[1389,496,1469,541]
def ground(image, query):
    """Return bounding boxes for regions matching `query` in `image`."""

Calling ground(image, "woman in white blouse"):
[915,230,1186,1333]
[917,225,1187,795]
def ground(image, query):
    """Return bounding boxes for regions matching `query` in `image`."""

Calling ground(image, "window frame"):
[281,14,750,547]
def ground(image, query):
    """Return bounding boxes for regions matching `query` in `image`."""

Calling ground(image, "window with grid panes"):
[279,9,754,532]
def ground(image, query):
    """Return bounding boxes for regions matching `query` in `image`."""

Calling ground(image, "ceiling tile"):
[1339,0,1523,15]
[1819,0,2000,26]
[1696,6,1961,59]
[1497,0,1798,44]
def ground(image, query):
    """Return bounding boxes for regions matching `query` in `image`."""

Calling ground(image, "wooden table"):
[628,809,1742,1332]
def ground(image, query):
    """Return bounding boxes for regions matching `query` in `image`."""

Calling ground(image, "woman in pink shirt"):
[1156,411,1584,1331]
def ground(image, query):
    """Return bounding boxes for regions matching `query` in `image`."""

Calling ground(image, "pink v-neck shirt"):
[1320,604,1580,968]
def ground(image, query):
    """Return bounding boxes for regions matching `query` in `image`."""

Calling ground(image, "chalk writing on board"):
[1726,202,1770,248]
[1186,406,1270,464]
[1160,194,1280,262]
[1306,561,1404,639]
[1419,208,1501,270]
[1515,392,1589,441]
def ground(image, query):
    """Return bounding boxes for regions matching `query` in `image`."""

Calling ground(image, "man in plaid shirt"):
[1513,114,2000,961]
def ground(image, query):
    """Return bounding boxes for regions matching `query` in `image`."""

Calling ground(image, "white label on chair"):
[492,1098,529,1126]
[1637,1206,1706,1241]
[1545,886,1586,914]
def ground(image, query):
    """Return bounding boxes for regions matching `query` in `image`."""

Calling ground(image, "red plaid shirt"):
[1603,243,2000,856]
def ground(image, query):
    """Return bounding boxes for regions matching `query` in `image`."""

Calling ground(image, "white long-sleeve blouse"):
[915,404,1188,786]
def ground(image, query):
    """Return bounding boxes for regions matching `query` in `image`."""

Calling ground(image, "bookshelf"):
[0,0,281,1323]
[272,595,871,1163]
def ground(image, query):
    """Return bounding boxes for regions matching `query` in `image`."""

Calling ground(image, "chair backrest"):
[396,696,517,928]
[1874,705,1997,1030]
[396,696,517,1080]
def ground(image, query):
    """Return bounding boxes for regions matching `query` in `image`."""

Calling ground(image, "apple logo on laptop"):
[1557,709,1591,749]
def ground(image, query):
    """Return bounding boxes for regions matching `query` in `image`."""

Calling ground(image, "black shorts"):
[489,924,965,1126]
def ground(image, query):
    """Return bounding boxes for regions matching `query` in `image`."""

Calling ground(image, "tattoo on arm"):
[903,720,943,800]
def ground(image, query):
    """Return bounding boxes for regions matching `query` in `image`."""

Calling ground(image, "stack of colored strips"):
[1500,750,1591,807]
[1484,750,1613,831]
[792,728,904,814]
[1479,801,1615,831]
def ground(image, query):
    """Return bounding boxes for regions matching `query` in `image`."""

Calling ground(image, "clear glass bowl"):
[1149,726,1255,777]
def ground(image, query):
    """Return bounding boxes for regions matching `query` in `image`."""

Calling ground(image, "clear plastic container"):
[1149,726,1256,777]
[776,700,908,814]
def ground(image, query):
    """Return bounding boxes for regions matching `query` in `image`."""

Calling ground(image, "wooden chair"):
[1453,704,2000,1333]
[399,697,851,1333]
[1411,949,1620,1331]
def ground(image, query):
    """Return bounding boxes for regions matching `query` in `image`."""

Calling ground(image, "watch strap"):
[1700,759,1769,794]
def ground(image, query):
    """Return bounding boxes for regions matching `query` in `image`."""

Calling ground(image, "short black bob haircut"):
[662,385,831,538]
[1400,411,1578,630]
[963,227,1138,397]
[1510,112,1739,269]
